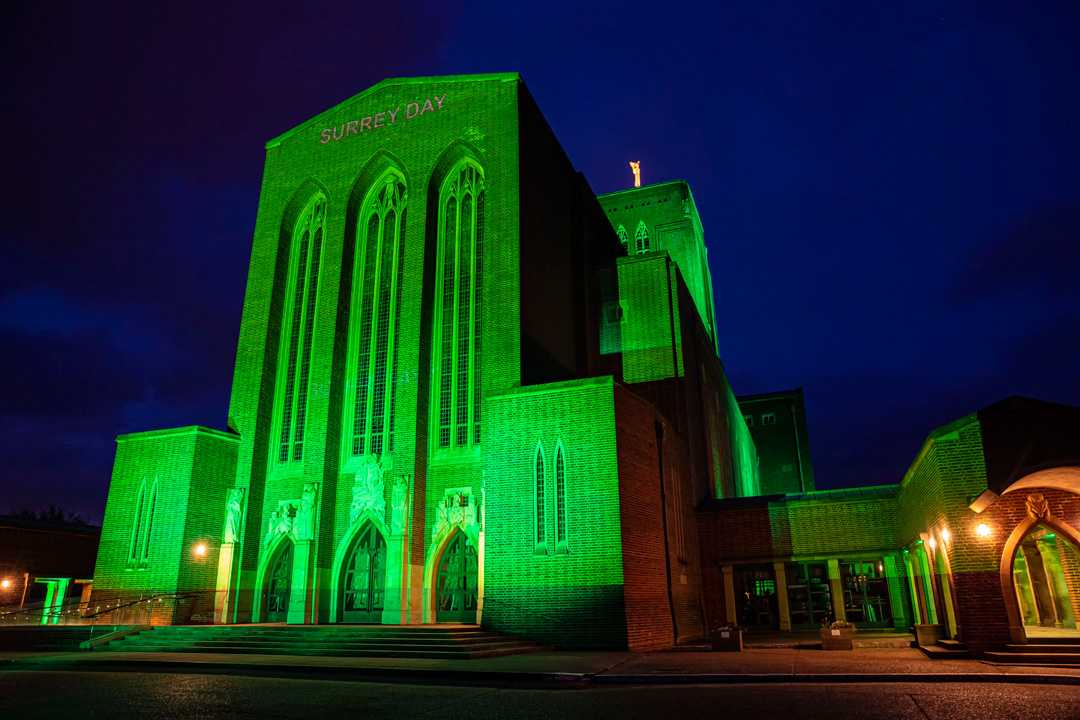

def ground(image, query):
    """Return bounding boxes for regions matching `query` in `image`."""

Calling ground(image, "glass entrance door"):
[435,532,478,623]
[735,565,779,629]
[342,524,387,623]
[840,559,892,627]
[786,562,831,627]
[264,541,293,622]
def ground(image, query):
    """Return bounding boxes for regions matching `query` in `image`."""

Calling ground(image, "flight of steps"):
[917,638,970,659]
[983,636,1080,666]
[98,624,544,659]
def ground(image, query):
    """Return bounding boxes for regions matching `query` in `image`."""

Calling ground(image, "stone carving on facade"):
[350,456,386,525]
[432,487,477,541]
[295,482,319,541]
[223,487,245,544]
[391,475,410,535]
[264,502,296,547]
[1026,493,1050,520]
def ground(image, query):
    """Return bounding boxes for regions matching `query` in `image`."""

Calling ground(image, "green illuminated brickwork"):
[90,73,773,648]
[92,426,238,622]
[599,181,718,351]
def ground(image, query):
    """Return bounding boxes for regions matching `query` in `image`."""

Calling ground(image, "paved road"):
[3,671,1079,719]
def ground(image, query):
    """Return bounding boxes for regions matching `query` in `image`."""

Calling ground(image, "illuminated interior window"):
[634,220,649,254]
[345,171,407,458]
[432,160,485,449]
[617,224,629,251]
[535,444,546,547]
[275,194,326,464]
[555,444,567,549]
[762,412,776,426]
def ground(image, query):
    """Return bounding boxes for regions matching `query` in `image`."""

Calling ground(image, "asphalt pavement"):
[3,670,1080,719]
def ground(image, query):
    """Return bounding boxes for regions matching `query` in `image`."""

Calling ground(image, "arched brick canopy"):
[997,466,1080,643]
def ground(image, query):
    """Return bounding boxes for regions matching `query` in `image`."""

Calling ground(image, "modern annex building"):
[89,73,1080,653]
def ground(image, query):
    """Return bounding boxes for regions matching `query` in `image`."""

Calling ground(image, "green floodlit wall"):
[598,181,718,352]
[226,74,523,622]
[92,427,238,620]
[617,253,684,383]
[483,376,627,648]
[726,383,760,498]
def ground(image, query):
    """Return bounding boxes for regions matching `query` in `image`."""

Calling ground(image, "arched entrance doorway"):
[263,540,294,623]
[341,523,387,623]
[1011,524,1079,635]
[435,530,478,623]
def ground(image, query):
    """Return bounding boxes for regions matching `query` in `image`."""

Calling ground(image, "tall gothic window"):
[128,482,146,563]
[345,172,407,459]
[535,444,546,547]
[141,480,158,562]
[634,220,650,254]
[432,160,485,449]
[617,224,629,252]
[555,445,567,549]
[275,194,326,465]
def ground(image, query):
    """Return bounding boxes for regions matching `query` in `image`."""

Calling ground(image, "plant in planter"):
[710,624,744,651]
[819,619,856,650]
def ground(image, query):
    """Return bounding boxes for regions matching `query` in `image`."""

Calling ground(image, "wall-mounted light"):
[927,536,938,551]
[941,528,951,544]
[192,542,208,558]
[975,522,993,539]
[0,578,11,590]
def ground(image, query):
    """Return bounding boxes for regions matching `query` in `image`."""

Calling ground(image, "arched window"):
[128,481,146,563]
[555,445,567,549]
[276,194,326,464]
[432,160,485,449]
[535,444,546,547]
[634,220,650,254]
[346,172,407,458]
[141,480,158,562]
[616,224,629,252]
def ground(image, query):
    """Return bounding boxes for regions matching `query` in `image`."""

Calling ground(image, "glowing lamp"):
[927,536,937,551]
[193,542,208,558]
[975,523,993,539]
[0,578,11,589]
[941,528,951,543]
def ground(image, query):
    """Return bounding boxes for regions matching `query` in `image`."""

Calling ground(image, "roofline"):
[898,412,979,487]
[597,179,693,200]
[738,388,805,403]
[265,72,522,149]
[116,425,239,444]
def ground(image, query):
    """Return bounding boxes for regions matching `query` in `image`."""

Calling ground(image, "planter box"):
[914,624,945,647]
[820,626,856,650]
[710,628,743,651]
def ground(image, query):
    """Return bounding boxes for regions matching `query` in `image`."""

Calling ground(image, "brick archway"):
[997,489,1080,643]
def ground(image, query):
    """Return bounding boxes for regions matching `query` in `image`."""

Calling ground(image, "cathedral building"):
[89,73,1080,654]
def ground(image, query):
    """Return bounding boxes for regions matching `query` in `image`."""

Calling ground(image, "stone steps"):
[983,637,1080,665]
[917,638,970,659]
[99,624,543,659]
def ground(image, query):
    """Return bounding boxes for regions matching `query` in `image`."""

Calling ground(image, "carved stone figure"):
[432,488,476,541]
[350,457,386,524]
[1026,493,1050,520]
[223,487,245,544]
[296,482,319,541]
[391,475,409,534]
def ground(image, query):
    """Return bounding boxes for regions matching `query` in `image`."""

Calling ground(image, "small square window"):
[761,413,777,426]
[743,414,754,428]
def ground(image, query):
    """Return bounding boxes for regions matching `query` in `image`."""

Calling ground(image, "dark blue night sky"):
[5,1,1079,522]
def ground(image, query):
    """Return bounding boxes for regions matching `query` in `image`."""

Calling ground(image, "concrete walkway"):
[5,646,1080,686]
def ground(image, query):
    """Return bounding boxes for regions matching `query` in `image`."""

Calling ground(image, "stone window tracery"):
[432,160,485,450]
[345,172,407,459]
[275,194,326,464]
